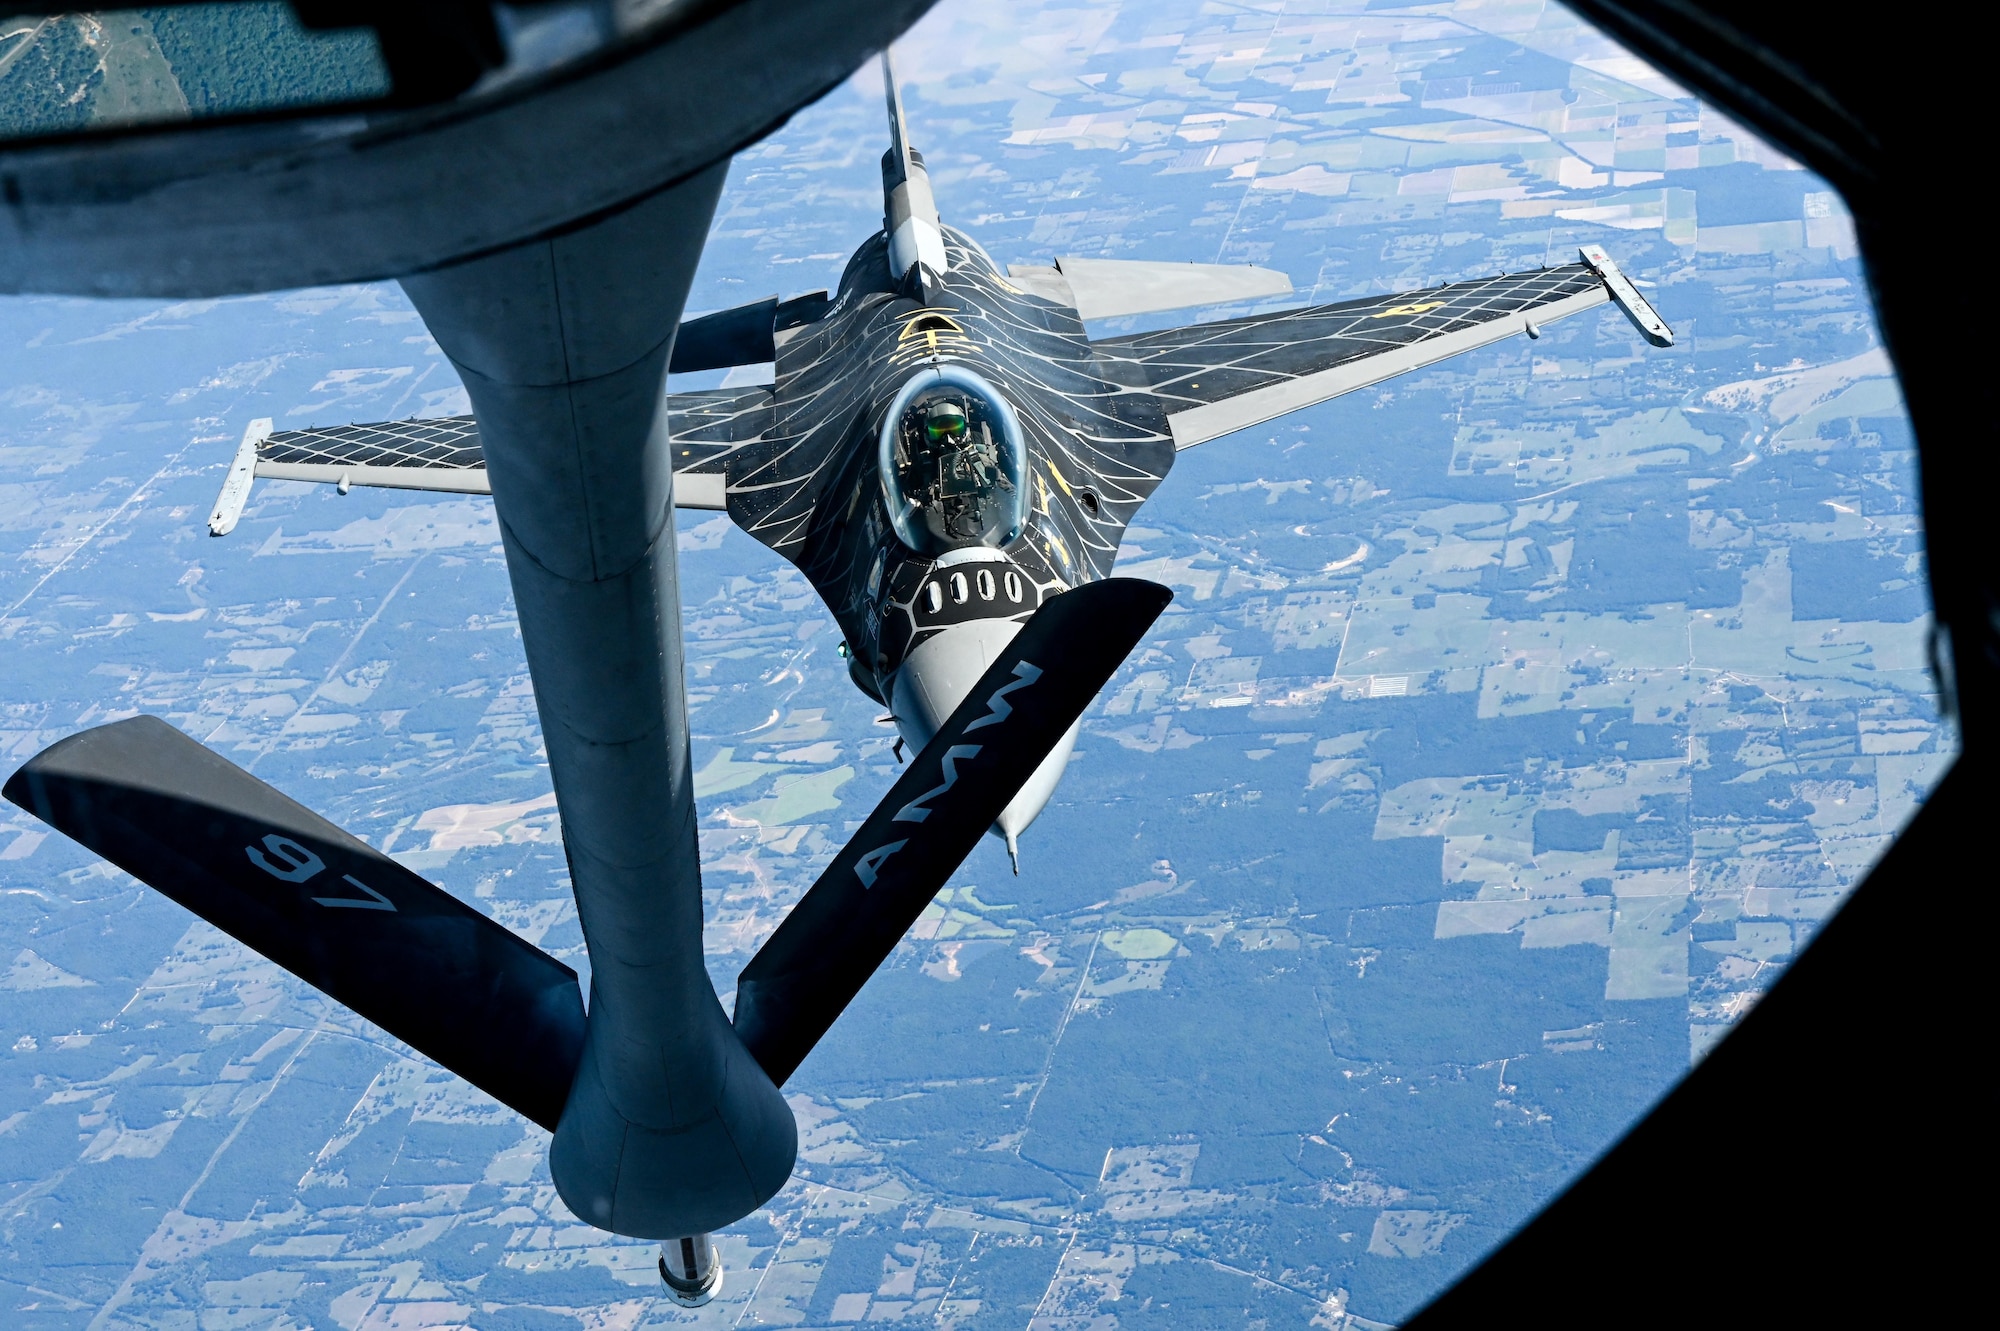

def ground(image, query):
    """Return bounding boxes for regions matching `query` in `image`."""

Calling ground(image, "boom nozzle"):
[659,1233,723,1307]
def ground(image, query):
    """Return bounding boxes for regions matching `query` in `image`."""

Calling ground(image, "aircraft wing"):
[207,387,775,535]
[1097,247,1672,450]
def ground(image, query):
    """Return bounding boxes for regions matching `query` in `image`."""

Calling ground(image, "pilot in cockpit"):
[893,388,1015,546]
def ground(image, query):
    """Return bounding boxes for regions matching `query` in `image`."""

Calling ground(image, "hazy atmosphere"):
[0,2,1944,1326]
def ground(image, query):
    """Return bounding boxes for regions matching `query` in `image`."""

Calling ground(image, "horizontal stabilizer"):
[3,717,584,1130]
[1007,257,1293,322]
[670,297,778,374]
[668,292,834,374]
[733,577,1173,1084]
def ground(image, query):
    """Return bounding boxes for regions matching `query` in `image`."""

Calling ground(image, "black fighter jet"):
[5,52,1673,1294]
[201,55,1672,868]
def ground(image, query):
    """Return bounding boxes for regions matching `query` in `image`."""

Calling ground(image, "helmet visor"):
[924,405,968,443]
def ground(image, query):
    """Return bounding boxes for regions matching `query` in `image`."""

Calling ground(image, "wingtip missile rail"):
[1580,243,1675,347]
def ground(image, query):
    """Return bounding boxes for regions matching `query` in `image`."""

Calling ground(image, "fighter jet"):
[5,53,1672,1300]
[201,55,1669,864]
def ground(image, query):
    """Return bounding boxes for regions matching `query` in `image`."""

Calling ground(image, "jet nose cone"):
[889,617,1023,750]
[888,615,1077,866]
[992,718,1080,872]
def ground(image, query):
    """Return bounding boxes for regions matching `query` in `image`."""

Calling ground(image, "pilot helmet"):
[923,400,969,444]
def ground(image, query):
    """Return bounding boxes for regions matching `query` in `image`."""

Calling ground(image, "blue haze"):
[0,2,1948,1327]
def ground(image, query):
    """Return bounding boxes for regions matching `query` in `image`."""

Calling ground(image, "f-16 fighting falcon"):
[5,52,1672,1302]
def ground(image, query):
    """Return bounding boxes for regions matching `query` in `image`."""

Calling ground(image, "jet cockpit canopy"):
[878,366,1027,556]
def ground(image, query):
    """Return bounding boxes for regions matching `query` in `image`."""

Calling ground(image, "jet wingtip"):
[0,764,28,812]
[1578,245,1674,350]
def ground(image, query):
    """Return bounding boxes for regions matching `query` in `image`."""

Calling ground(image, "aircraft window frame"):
[876,364,1028,557]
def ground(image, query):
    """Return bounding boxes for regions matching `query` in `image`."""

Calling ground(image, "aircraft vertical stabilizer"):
[880,51,948,290]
